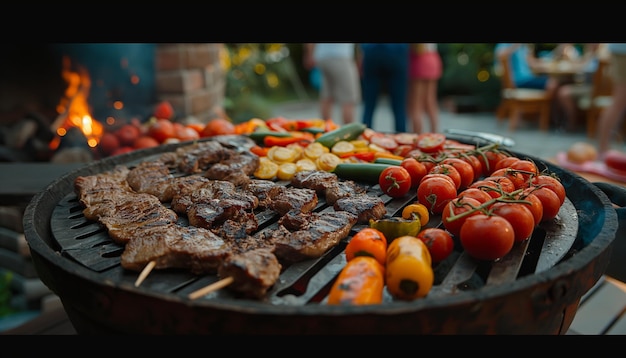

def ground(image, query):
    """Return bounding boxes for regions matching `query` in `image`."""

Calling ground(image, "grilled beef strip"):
[120,223,232,275]
[74,165,132,209]
[262,210,358,263]
[203,150,260,186]
[268,187,318,216]
[324,180,368,205]
[333,193,387,224]
[217,248,282,299]
[126,160,174,202]
[241,179,284,209]
[290,170,339,195]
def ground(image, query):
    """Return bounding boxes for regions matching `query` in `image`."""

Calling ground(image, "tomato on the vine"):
[530,175,566,205]
[379,166,412,198]
[460,214,515,261]
[416,133,446,153]
[148,118,176,143]
[457,187,493,204]
[442,157,475,190]
[416,228,454,263]
[515,191,544,227]
[428,163,462,190]
[478,150,508,176]
[400,157,427,188]
[417,176,457,214]
[490,202,535,243]
[441,196,482,237]
[525,186,561,222]
[509,159,539,182]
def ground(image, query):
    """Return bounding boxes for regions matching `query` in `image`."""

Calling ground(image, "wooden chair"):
[495,54,552,132]
[577,58,614,138]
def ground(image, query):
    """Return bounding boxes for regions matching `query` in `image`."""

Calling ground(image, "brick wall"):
[155,44,226,124]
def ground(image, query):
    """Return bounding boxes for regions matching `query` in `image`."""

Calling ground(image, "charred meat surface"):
[324,180,367,205]
[126,161,174,202]
[267,210,358,263]
[268,187,318,216]
[242,179,284,209]
[120,223,232,275]
[217,248,282,299]
[204,150,259,186]
[291,170,339,195]
[333,194,387,224]
[74,165,132,208]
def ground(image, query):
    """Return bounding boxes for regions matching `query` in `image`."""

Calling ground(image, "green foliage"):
[0,270,17,317]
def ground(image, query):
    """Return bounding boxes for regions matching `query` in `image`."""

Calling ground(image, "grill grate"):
[48,151,579,305]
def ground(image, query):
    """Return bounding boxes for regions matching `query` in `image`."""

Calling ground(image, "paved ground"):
[271,97,621,161]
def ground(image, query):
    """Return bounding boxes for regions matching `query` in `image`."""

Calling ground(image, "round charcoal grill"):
[23,136,619,334]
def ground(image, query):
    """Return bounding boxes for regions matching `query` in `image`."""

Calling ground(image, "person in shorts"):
[303,43,361,124]
[408,43,443,133]
[597,43,626,156]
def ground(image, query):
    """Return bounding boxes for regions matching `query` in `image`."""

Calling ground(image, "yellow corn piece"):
[277,162,298,181]
[303,142,329,160]
[268,146,298,164]
[350,139,369,148]
[316,153,342,172]
[254,157,279,180]
[296,158,317,172]
[331,141,356,157]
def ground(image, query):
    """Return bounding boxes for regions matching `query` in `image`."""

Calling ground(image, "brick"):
[155,69,205,94]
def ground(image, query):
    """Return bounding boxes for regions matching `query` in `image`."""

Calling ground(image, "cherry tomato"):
[420,173,456,187]
[490,202,535,243]
[201,118,236,137]
[441,197,482,237]
[416,228,454,263]
[530,174,566,205]
[153,100,174,120]
[379,166,412,198]
[133,135,160,149]
[483,175,516,194]
[509,159,539,182]
[470,179,506,199]
[394,144,415,157]
[417,176,457,214]
[460,214,515,261]
[478,150,508,176]
[429,163,461,190]
[401,157,427,188]
[394,132,418,146]
[115,124,141,146]
[526,186,561,222]
[457,187,493,204]
[173,123,201,141]
[416,133,446,153]
[490,168,526,190]
[516,191,544,227]
[453,153,483,181]
[442,157,475,190]
[494,156,520,172]
[148,118,176,143]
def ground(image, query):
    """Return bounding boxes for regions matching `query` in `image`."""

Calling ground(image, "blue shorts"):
[516,77,548,90]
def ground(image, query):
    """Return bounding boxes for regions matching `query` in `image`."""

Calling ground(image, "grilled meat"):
[268,187,318,216]
[172,140,231,174]
[126,161,174,202]
[187,198,258,232]
[242,179,284,209]
[171,180,258,214]
[204,150,259,186]
[266,210,358,263]
[333,193,387,224]
[120,223,232,274]
[324,180,367,205]
[74,165,132,208]
[217,248,281,299]
[291,170,339,195]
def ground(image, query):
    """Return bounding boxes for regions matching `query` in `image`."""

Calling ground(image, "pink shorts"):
[409,52,442,80]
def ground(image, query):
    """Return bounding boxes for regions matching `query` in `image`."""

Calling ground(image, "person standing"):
[407,43,443,133]
[303,43,361,124]
[597,43,626,156]
[358,43,410,133]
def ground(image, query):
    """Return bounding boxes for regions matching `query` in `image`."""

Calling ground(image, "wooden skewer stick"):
[135,260,157,287]
[188,276,234,300]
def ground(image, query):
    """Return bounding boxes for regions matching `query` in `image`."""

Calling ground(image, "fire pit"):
[23,136,619,334]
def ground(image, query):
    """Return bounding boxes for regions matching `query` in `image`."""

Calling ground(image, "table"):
[530,59,588,81]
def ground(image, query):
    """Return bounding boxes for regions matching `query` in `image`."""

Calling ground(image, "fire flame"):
[50,56,104,150]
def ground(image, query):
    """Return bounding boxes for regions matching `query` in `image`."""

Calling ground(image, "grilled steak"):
[291,170,339,195]
[171,180,258,214]
[267,210,358,263]
[204,150,259,186]
[126,160,174,201]
[242,179,284,209]
[324,180,367,205]
[268,187,318,216]
[120,223,232,274]
[171,140,231,174]
[333,193,387,224]
[217,248,281,299]
[96,193,178,245]
[161,175,211,204]
[74,165,132,208]
[187,198,258,232]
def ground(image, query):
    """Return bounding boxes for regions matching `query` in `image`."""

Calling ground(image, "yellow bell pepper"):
[385,236,434,300]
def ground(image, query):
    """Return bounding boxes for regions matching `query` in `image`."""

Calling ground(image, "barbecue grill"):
[23,135,619,334]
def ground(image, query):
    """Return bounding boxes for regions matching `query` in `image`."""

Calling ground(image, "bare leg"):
[320,98,333,120]
[407,79,421,133]
[556,85,579,131]
[341,103,355,124]
[423,79,440,133]
[597,82,626,155]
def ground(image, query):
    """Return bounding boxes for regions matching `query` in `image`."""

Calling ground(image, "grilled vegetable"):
[326,256,385,305]
[315,122,366,149]
[331,163,392,184]
[247,130,293,145]
[401,203,430,227]
[369,217,421,242]
[345,228,388,266]
[385,235,434,300]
